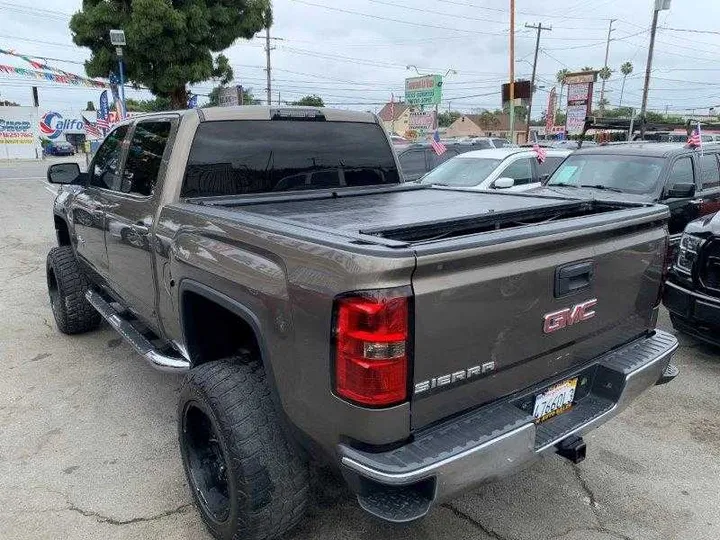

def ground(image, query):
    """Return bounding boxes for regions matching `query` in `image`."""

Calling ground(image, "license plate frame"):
[533,377,578,423]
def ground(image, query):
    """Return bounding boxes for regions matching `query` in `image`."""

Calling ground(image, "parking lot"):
[1,159,719,540]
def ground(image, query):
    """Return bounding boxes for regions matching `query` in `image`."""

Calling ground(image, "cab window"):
[121,121,173,196]
[667,157,695,191]
[699,153,720,190]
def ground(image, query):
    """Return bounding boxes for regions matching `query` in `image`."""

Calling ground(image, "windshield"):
[182,120,400,197]
[418,157,502,187]
[547,154,665,195]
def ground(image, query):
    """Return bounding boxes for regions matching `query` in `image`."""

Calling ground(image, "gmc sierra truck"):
[46,106,679,540]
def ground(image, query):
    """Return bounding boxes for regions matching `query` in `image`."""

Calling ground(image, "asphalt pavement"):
[1,158,719,540]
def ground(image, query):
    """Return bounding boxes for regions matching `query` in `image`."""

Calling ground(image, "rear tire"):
[178,359,309,540]
[46,246,101,334]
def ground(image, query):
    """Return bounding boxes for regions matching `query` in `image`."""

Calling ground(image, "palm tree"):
[619,62,633,108]
[582,66,594,72]
[598,66,612,113]
[556,68,570,115]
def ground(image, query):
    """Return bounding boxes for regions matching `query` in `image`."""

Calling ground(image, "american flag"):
[96,90,110,130]
[688,126,702,148]
[533,143,547,163]
[430,129,447,156]
[83,117,101,138]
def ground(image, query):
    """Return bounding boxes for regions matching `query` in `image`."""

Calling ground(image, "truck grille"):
[700,240,720,294]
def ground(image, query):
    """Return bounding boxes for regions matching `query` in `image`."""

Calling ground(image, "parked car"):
[418,148,571,191]
[45,106,678,540]
[664,211,720,347]
[396,141,474,180]
[46,141,75,156]
[456,136,516,149]
[535,142,720,243]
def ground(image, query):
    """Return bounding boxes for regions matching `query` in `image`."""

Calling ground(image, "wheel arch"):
[53,214,71,246]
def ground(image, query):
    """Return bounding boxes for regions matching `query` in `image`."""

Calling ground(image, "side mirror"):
[47,163,82,185]
[665,182,695,199]
[494,177,515,189]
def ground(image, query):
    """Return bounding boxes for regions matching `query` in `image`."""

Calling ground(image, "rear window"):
[182,120,399,197]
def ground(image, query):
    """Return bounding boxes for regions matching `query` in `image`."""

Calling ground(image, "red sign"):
[546,87,557,132]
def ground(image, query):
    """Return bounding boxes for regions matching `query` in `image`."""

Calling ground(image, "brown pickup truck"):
[45,106,678,540]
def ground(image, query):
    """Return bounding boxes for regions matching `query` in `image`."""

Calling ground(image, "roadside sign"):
[545,87,557,132]
[408,110,435,131]
[109,29,126,46]
[405,75,443,107]
[564,72,597,85]
[566,105,587,135]
[218,85,244,107]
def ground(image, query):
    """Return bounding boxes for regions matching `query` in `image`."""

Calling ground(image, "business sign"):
[405,75,442,107]
[566,105,588,136]
[218,85,244,107]
[564,72,598,85]
[409,110,435,131]
[502,80,532,104]
[567,83,591,105]
[0,106,40,159]
[39,111,85,139]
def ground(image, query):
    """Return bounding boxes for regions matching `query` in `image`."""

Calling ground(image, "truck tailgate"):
[410,214,667,429]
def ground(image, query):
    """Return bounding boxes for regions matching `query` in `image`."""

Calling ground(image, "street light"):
[109,29,127,118]
[639,0,671,138]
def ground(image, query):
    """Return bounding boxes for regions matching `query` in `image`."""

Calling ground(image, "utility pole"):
[265,26,273,106]
[509,0,515,143]
[598,18,616,114]
[640,0,671,139]
[525,22,552,140]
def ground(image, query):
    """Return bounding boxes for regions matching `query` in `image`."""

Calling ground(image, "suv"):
[418,148,571,191]
[537,142,720,242]
[396,141,473,181]
[45,106,677,540]
[664,211,720,346]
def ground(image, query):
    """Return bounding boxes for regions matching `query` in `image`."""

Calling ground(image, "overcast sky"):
[1,0,718,118]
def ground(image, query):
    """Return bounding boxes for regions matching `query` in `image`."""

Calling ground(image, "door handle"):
[555,261,594,297]
[131,223,150,235]
[689,198,704,205]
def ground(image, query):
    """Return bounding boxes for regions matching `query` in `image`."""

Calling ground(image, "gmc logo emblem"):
[543,299,597,334]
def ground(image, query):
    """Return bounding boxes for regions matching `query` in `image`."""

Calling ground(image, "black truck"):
[664,211,720,346]
[45,106,678,540]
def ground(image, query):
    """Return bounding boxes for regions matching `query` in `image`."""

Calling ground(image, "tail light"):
[333,289,411,407]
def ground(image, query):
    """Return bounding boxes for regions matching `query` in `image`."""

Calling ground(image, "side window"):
[429,147,458,168]
[498,158,534,186]
[121,121,172,196]
[537,156,565,180]
[398,150,427,178]
[699,153,720,190]
[89,126,129,190]
[667,157,694,190]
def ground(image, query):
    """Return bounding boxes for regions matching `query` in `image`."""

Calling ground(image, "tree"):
[86,101,96,111]
[556,68,570,114]
[619,61,633,108]
[70,0,271,109]
[125,97,172,112]
[205,86,261,107]
[291,95,324,107]
[582,66,594,72]
[438,110,461,127]
[598,67,612,81]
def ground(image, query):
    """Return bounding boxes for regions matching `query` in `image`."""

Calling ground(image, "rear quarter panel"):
[153,204,417,456]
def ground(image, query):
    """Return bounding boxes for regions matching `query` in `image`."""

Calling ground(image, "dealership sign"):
[1,106,40,159]
[39,111,84,139]
[408,110,435,131]
[405,75,443,107]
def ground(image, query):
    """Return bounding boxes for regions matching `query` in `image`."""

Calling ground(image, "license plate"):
[533,378,578,423]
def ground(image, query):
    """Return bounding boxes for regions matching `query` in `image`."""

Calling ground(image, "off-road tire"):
[46,246,101,334]
[178,359,309,540]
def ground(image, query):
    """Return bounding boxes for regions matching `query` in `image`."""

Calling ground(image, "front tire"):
[46,246,101,334]
[178,359,309,540]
